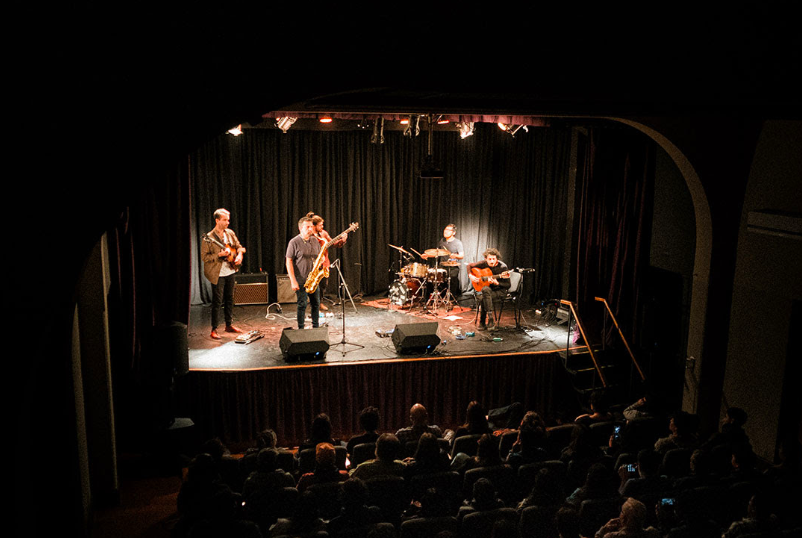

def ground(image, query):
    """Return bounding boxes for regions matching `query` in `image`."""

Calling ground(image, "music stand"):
[328,259,363,356]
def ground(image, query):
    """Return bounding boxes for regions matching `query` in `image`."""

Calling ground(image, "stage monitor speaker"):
[276,274,296,304]
[234,273,269,305]
[392,322,440,354]
[153,321,189,377]
[280,327,330,361]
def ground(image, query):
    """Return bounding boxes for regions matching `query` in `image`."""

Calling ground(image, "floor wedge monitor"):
[280,327,330,361]
[392,322,440,354]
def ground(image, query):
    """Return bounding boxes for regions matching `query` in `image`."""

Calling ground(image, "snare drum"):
[402,262,428,279]
[388,278,421,306]
[427,268,447,283]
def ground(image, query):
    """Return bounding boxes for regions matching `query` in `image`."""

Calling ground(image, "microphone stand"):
[329,258,363,356]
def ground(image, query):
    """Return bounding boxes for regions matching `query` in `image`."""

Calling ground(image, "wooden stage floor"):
[187,292,575,371]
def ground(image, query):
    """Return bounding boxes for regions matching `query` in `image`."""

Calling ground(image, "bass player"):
[202,208,246,339]
[286,216,322,329]
[467,248,511,331]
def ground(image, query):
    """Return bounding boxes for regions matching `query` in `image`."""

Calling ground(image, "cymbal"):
[389,243,412,256]
[424,248,450,257]
[440,261,459,267]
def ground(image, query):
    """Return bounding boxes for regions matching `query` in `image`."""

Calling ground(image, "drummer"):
[421,223,464,300]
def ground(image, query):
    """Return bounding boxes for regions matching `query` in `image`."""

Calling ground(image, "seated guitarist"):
[467,248,511,331]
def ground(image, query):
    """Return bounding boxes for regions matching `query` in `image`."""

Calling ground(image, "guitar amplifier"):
[234,273,269,305]
[276,274,296,304]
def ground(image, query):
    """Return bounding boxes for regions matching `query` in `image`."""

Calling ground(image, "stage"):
[187,291,575,371]
[175,291,583,448]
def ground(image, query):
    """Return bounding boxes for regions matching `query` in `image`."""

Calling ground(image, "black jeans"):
[479,287,506,324]
[296,287,321,329]
[211,273,236,329]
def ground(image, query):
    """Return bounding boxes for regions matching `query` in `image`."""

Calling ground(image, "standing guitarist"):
[307,212,347,309]
[467,248,510,331]
[202,208,246,339]
[286,216,322,329]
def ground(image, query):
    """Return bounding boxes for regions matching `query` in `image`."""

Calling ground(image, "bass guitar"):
[304,222,359,293]
[470,267,511,292]
[203,233,243,268]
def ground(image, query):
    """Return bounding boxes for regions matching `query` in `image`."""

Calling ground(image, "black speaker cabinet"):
[279,327,330,361]
[391,322,441,354]
[153,321,189,377]
[234,272,269,305]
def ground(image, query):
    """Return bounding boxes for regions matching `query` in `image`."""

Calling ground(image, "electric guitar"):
[203,233,243,268]
[304,222,359,293]
[470,267,511,292]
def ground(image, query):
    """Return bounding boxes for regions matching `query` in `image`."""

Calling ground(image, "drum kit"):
[388,244,458,312]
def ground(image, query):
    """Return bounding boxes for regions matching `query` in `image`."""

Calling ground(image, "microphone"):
[514,267,536,273]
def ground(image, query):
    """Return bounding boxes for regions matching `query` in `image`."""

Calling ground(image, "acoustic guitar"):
[470,267,511,292]
[203,233,242,267]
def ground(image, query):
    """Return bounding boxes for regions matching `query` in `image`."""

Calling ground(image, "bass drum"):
[388,278,421,306]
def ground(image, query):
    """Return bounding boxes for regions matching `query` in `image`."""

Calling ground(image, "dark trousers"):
[211,273,236,328]
[296,287,321,329]
[479,287,506,324]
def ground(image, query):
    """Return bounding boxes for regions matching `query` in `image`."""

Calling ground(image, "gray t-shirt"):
[286,234,321,283]
[437,237,464,264]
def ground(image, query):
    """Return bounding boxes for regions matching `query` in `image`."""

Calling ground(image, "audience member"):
[346,406,381,456]
[395,403,443,445]
[449,400,493,443]
[517,466,564,511]
[663,489,721,538]
[564,462,619,508]
[505,412,550,470]
[702,406,749,450]
[201,437,245,492]
[555,506,582,538]
[490,518,517,538]
[176,453,235,537]
[300,413,340,452]
[575,390,614,426]
[725,442,762,486]
[297,442,349,492]
[457,477,504,521]
[653,411,698,455]
[722,492,779,538]
[350,433,406,480]
[242,448,295,511]
[326,478,384,537]
[671,448,719,491]
[268,490,327,538]
[404,432,450,479]
[621,389,662,423]
[619,449,671,499]
[487,401,525,433]
[256,429,278,450]
[595,497,660,538]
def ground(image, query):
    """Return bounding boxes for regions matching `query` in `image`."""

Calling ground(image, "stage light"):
[227,124,243,136]
[457,121,475,139]
[498,123,528,137]
[403,115,420,138]
[435,115,449,124]
[371,117,385,145]
[276,116,297,133]
[319,115,333,123]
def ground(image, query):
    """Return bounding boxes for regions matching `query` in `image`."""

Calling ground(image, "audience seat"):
[399,516,459,538]
[463,464,516,503]
[451,434,482,458]
[519,505,560,538]
[589,421,617,448]
[578,496,624,538]
[498,430,519,457]
[460,507,519,538]
[516,460,566,500]
[409,471,463,512]
[349,443,376,468]
[546,424,576,452]
[660,448,692,479]
[307,481,346,520]
[332,521,395,538]
[365,475,410,524]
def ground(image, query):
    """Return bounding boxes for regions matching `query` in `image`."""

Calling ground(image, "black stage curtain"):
[574,127,655,345]
[175,352,573,447]
[189,123,573,305]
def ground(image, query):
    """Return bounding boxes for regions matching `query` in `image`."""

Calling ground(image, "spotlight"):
[403,115,420,138]
[435,115,449,125]
[319,115,333,123]
[456,121,475,139]
[498,123,528,137]
[276,117,297,133]
[226,124,243,136]
[371,117,385,145]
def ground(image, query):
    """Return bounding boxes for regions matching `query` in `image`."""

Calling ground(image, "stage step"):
[559,346,636,405]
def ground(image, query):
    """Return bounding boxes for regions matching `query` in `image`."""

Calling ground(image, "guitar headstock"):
[349,222,359,232]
